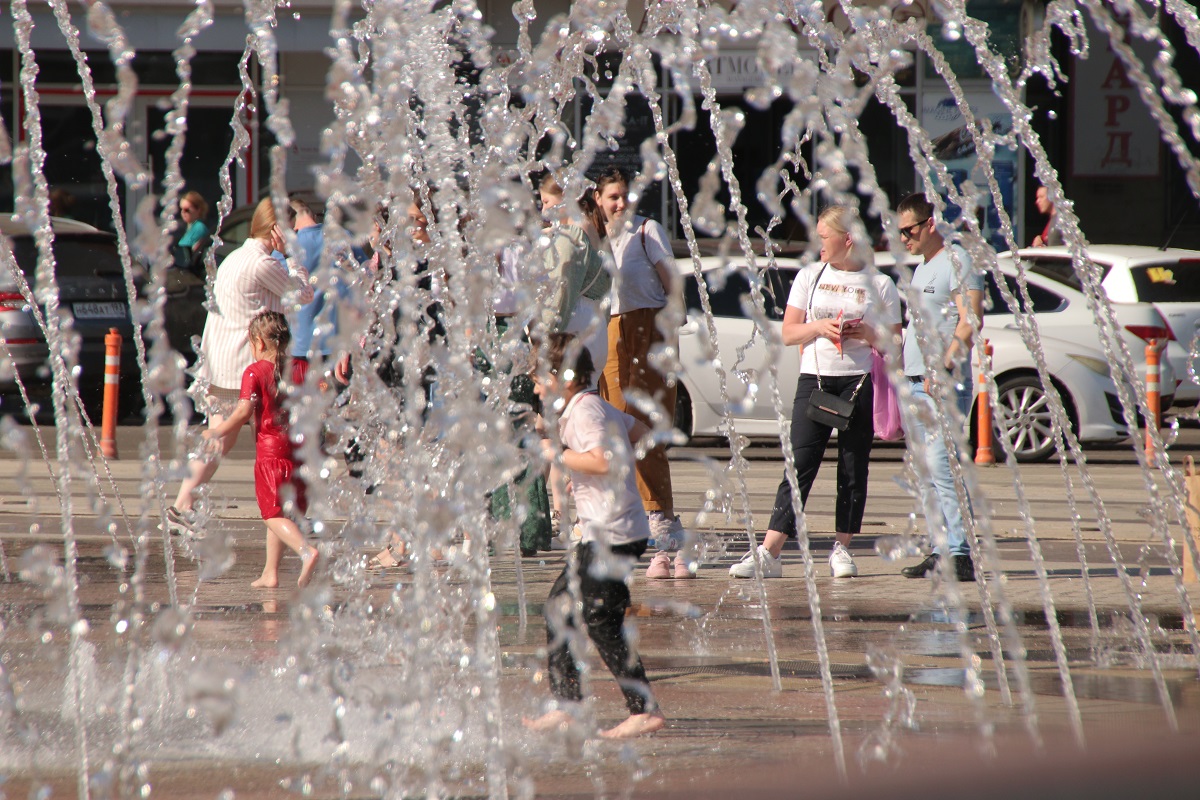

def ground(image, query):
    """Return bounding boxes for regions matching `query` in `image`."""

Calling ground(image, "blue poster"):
[921,90,1019,250]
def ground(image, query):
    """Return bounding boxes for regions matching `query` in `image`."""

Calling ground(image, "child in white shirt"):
[522,333,665,739]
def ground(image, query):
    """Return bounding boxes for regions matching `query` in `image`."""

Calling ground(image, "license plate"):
[73,302,127,319]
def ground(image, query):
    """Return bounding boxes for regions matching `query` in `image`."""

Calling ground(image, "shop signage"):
[921,90,1019,249]
[1071,29,1160,177]
[704,49,817,92]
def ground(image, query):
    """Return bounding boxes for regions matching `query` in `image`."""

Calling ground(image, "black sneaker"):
[953,554,976,582]
[900,552,939,578]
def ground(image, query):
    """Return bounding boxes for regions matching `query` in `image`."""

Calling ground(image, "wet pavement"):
[1,426,1199,797]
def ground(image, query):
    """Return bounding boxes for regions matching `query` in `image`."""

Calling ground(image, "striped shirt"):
[198,238,314,389]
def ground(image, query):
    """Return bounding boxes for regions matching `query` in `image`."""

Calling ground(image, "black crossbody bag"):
[804,264,867,432]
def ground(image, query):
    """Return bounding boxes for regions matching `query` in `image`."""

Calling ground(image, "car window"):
[763,268,796,320]
[684,267,796,322]
[220,218,252,245]
[9,234,125,282]
[1025,257,1111,293]
[1128,260,1200,303]
[984,273,1066,314]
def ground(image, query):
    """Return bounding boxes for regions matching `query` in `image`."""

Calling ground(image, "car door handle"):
[679,318,700,336]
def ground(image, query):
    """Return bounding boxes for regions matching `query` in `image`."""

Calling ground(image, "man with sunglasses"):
[895,193,984,583]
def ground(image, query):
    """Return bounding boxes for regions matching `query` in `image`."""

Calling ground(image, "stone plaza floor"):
[0,428,1198,797]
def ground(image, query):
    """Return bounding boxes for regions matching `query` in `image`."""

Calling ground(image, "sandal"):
[367,545,406,571]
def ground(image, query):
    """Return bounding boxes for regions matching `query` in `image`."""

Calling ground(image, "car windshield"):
[1129,260,1200,303]
[1023,256,1112,293]
[8,234,126,283]
[684,267,796,322]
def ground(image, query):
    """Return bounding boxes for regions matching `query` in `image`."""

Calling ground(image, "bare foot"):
[251,574,278,589]
[600,712,665,739]
[297,546,319,588]
[522,709,574,732]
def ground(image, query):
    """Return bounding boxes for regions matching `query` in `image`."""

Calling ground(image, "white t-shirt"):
[558,390,650,546]
[786,262,902,376]
[609,216,672,315]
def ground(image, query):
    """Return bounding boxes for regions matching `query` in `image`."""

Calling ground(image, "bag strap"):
[579,239,608,297]
[808,263,830,384]
[846,372,869,402]
[808,262,867,400]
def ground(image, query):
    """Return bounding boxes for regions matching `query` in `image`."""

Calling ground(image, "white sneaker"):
[829,542,858,578]
[728,545,783,579]
[648,512,686,550]
[550,523,582,551]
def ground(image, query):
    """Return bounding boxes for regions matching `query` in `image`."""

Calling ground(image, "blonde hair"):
[249,197,279,240]
[817,205,856,235]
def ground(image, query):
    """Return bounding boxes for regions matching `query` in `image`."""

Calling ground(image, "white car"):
[673,255,1176,462]
[1001,246,1200,405]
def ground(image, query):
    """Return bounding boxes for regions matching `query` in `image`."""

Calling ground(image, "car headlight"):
[1067,353,1111,378]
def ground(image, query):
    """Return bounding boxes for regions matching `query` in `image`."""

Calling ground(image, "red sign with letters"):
[1071,25,1161,178]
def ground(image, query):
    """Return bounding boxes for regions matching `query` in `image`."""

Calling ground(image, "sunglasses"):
[898,217,930,240]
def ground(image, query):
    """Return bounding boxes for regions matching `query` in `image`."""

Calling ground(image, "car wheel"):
[991,375,1065,463]
[673,382,693,442]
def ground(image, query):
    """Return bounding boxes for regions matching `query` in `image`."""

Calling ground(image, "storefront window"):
[925,0,1026,81]
[33,50,241,87]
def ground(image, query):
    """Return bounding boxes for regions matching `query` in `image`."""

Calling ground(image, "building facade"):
[0,0,1195,249]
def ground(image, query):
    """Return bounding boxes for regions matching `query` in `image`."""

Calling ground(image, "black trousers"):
[768,373,875,536]
[545,540,655,715]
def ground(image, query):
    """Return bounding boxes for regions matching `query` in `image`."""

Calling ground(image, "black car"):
[0,214,206,414]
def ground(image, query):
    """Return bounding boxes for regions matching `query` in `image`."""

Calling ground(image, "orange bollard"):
[100,327,121,459]
[975,339,995,464]
[1145,339,1163,457]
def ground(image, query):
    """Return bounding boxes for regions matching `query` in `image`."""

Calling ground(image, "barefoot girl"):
[523,333,665,739]
[205,311,319,588]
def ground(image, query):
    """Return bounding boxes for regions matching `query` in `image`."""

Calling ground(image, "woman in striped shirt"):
[168,197,315,532]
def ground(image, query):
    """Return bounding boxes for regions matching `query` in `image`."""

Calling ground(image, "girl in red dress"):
[204,311,320,588]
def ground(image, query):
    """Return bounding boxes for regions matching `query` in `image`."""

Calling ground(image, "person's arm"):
[334,352,351,385]
[944,288,985,370]
[540,437,611,475]
[203,399,253,440]
[653,257,677,300]
[646,221,679,302]
[781,304,841,348]
[843,320,902,349]
[843,277,903,350]
[538,231,577,331]
[256,247,316,305]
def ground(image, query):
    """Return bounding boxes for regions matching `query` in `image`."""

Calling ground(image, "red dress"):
[240,359,307,520]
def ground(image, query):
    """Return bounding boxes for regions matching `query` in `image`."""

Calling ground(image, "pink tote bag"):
[871,349,903,440]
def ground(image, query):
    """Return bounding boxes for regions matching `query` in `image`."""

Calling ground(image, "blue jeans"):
[908,380,973,557]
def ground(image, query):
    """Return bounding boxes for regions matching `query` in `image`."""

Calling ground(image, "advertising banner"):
[920,88,1019,250]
